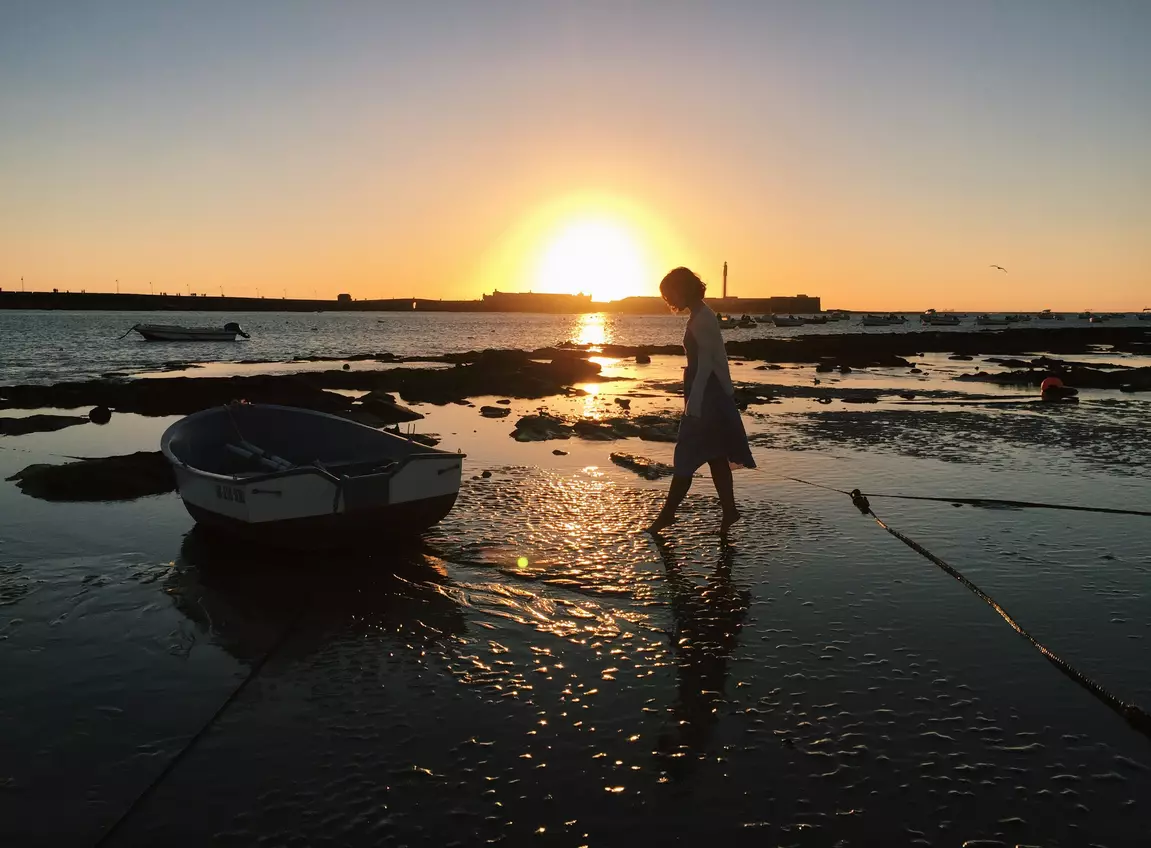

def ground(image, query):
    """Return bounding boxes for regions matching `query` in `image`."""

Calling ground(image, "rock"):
[635,354,651,364]
[755,364,782,370]
[480,405,511,418]
[6,451,174,502]
[88,406,112,425]
[512,413,573,442]
[817,397,833,405]
[614,398,631,410]
[552,449,568,455]
[359,391,424,424]
[0,414,88,436]
[480,470,492,478]
[342,363,350,371]
[815,363,835,373]
[909,368,923,374]
[496,399,511,405]
[899,392,916,400]
[609,452,675,480]
[839,365,852,374]
[841,396,879,404]
[949,354,975,361]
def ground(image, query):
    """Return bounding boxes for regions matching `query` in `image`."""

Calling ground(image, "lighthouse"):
[722,261,728,299]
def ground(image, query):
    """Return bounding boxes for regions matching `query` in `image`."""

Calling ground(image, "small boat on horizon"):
[737,314,758,328]
[921,309,961,326]
[861,313,906,327]
[975,314,1012,326]
[161,404,465,547]
[1037,309,1055,320]
[126,322,250,341]
[1138,308,1151,321]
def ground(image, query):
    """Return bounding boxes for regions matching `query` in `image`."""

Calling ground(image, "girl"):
[646,267,756,533]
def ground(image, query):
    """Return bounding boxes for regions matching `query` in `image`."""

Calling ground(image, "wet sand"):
[2,347,1150,846]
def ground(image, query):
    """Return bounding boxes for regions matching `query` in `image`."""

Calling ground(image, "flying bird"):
[989,264,1007,273]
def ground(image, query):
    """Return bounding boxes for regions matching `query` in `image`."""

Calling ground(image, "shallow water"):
[2,330,1150,845]
[2,308,1147,384]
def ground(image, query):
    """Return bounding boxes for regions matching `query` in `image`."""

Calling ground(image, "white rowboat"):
[161,404,464,547]
[129,322,250,341]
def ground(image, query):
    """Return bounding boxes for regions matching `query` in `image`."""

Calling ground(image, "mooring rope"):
[845,489,1151,743]
[740,465,1151,741]
[94,606,304,846]
[859,491,1151,518]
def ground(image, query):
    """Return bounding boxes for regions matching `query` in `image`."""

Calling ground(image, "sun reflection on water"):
[573,313,610,349]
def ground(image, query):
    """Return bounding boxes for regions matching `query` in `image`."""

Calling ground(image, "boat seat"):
[314,458,399,477]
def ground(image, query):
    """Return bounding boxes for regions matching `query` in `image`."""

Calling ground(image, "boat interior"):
[166,405,432,478]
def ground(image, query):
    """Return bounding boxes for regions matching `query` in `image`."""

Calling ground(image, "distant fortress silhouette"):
[0,289,821,315]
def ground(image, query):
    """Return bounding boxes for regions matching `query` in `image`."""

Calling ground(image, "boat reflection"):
[165,528,468,664]
[651,534,749,779]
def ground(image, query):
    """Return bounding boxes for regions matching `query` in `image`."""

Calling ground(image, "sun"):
[533,217,651,302]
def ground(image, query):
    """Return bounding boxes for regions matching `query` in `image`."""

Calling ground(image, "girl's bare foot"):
[645,512,676,534]
[721,508,741,532]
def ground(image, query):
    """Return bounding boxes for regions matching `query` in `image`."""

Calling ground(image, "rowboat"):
[717,314,738,329]
[737,314,758,327]
[128,322,250,341]
[772,314,805,327]
[161,404,465,547]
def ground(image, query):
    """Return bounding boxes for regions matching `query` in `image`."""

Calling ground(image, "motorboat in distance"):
[772,314,806,327]
[975,314,1012,326]
[921,309,961,326]
[128,322,250,341]
[861,314,907,327]
[161,403,465,547]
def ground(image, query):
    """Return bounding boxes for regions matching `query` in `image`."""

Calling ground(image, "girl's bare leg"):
[646,475,692,533]
[708,459,741,530]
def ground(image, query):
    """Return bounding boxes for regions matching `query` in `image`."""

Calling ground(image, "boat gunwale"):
[161,403,466,486]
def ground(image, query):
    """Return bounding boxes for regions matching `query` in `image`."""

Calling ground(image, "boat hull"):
[135,327,240,341]
[183,492,460,548]
[133,323,248,341]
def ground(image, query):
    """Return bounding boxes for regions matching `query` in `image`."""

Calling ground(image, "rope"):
[859,491,1151,519]
[745,465,1151,742]
[94,605,304,845]
[847,489,1151,744]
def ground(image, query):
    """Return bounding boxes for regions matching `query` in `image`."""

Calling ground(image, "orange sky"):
[1,3,1148,310]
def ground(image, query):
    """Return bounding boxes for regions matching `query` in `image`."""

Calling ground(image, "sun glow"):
[533,218,650,302]
[475,193,690,303]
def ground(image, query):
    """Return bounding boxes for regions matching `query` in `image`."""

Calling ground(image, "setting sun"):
[533,218,649,301]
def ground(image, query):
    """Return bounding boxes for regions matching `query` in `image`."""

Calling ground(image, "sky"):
[1,0,1148,309]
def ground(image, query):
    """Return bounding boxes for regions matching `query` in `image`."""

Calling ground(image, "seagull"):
[989,264,1007,273]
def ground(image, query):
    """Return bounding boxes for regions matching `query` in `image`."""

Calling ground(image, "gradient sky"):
[2,1,1148,309]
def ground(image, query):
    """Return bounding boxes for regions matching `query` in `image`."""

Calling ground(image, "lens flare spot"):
[517,556,529,569]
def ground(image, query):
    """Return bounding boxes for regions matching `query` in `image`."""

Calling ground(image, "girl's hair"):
[659,267,706,303]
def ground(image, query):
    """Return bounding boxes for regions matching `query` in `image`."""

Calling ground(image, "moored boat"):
[1037,309,1055,320]
[772,314,805,327]
[861,313,906,326]
[1138,308,1151,321]
[737,314,757,328]
[717,314,738,329]
[161,404,465,547]
[921,309,961,326]
[975,314,1012,326]
[128,322,250,341]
